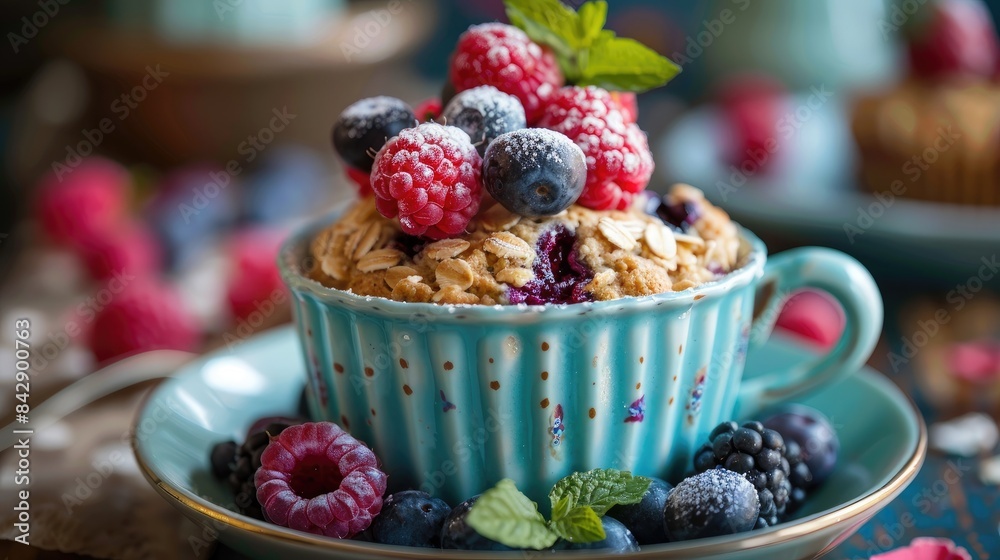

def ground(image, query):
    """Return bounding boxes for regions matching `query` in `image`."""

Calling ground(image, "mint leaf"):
[578,35,681,92]
[466,479,559,550]
[549,469,652,517]
[504,0,577,55]
[551,505,606,543]
[504,0,681,92]
[574,1,607,48]
[551,495,571,522]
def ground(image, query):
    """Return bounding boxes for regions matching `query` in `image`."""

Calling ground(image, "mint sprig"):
[504,0,680,92]
[549,468,652,517]
[465,479,558,550]
[466,469,652,549]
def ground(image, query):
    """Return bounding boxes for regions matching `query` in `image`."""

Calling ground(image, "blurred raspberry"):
[74,221,162,281]
[717,76,785,173]
[775,290,845,350]
[35,158,130,245]
[226,228,287,322]
[89,280,200,363]
[908,0,1000,80]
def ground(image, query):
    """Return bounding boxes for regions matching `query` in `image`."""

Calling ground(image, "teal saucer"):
[133,327,925,560]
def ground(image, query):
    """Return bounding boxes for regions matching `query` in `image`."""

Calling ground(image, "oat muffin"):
[307,184,744,305]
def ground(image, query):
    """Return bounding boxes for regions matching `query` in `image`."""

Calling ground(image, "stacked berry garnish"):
[208,408,837,547]
[328,0,680,239]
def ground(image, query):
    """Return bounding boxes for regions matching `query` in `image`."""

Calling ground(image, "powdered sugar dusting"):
[666,468,758,519]
[497,128,580,168]
[340,96,414,139]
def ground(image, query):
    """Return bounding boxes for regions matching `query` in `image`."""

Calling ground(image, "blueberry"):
[242,146,327,225]
[440,496,519,550]
[762,405,839,487]
[210,440,237,479]
[332,96,415,172]
[551,516,639,552]
[607,477,672,545]
[368,490,450,548]
[664,469,759,542]
[482,129,587,217]
[442,85,526,156]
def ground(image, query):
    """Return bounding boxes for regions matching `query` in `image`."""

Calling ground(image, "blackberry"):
[226,420,301,520]
[694,420,813,528]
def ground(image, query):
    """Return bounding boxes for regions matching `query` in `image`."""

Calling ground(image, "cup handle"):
[736,247,883,415]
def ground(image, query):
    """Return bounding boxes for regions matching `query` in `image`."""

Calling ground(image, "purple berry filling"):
[646,195,702,232]
[507,225,594,305]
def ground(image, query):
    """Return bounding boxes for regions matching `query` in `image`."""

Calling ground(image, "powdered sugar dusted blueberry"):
[483,128,586,217]
[333,96,416,172]
[664,468,759,541]
[442,85,526,156]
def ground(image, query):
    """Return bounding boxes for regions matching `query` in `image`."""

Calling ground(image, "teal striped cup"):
[280,218,882,504]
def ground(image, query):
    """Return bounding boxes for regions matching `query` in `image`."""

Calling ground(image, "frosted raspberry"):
[538,86,654,211]
[345,166,373,197]
[609,91,639,123]
[225,228,287,322]
[370,123,482,239]
[449,23,563,123]
[254,422,388,538]
[89,280,200,363]
[35,157,130,245]
[73,221,162,281]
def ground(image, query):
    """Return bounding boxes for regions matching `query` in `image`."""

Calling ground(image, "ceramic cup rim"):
[279,206,768,322]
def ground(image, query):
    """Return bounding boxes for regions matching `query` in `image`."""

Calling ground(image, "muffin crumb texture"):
[308,185,744,305]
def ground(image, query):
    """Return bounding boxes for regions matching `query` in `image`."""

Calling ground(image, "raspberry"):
[89,280,200,363]
[775,290,845,351]
[345,166,373,197]
[254,422,388,538]
[609,91,638,123]
[414,97,443,122]
[73,221,162,281]
[370,123,482,240]
[225,228,287,322]
[220,419,302,520]
[538,86,654,211]
[35,157,130,245]
[449,23,563,124]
